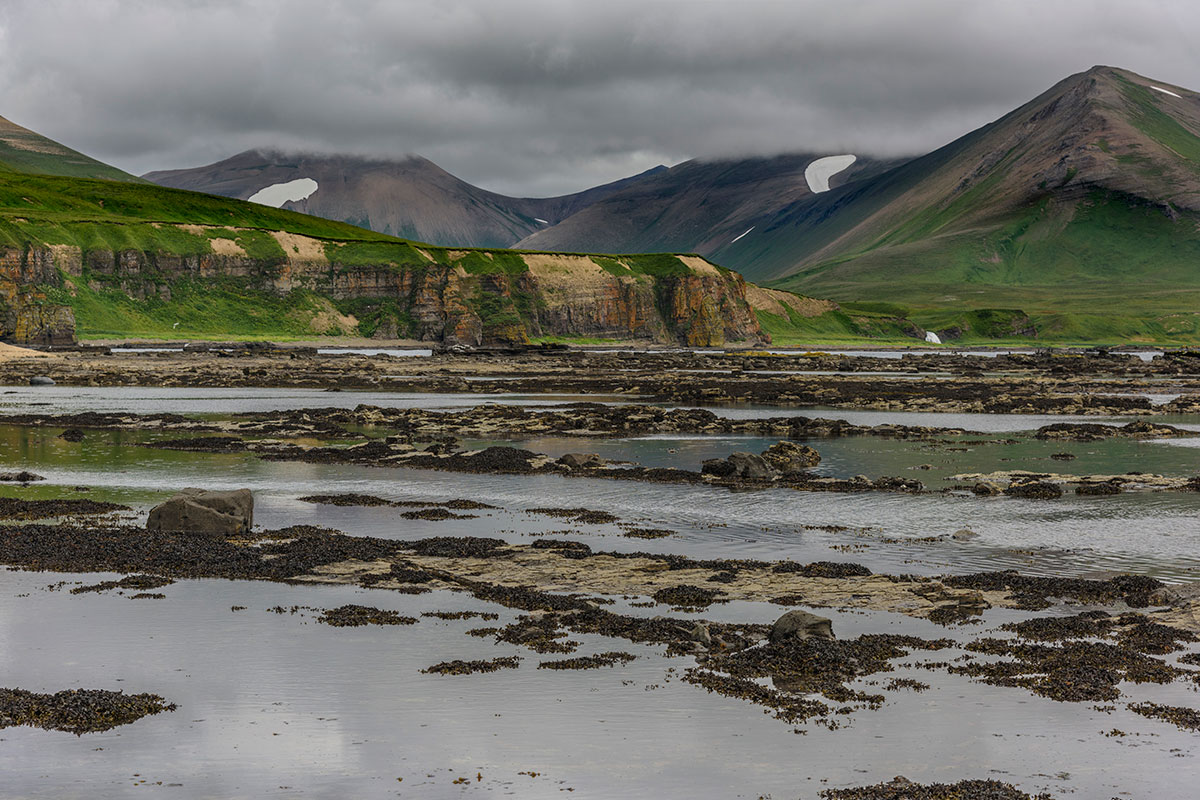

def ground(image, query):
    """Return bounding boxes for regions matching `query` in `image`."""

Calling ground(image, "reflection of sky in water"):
[4,421,1200,582]
[5,384,1200,431]
[1,387,1199,797]
[0,572,1196,799]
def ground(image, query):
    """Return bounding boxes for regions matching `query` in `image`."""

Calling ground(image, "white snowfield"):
[248,178,319,207]
[534,218,549,224]
[805,154,857,193]
[1150,86,1182,99]
[730,226,755,244]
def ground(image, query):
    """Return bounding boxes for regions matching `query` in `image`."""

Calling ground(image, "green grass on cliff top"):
[0,171,720,281]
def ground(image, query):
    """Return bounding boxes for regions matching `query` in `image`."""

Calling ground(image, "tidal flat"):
[1,346,1199,799]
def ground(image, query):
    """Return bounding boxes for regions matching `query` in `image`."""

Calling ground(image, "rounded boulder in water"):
[769,610,834,644]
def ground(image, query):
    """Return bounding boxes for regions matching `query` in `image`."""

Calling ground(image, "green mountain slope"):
[0,115,142,182]
[753,66,1200,341]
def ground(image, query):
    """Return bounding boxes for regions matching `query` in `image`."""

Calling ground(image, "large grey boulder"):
[769,609,834,644]
[761,441,821,475]
[557,452,605,469]
[726,452,777,480]
[147,488,253,535]
[702,451,781,481]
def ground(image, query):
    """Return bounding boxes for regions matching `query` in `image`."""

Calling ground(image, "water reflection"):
[0,571,1194,799]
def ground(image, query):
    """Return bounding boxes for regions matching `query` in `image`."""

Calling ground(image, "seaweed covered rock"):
[557,452,606,469]
[146,488,254,535]
[761,440,821,475]
[1003,481,1063,500]
[769,609,834,644]
[702,452,776,480]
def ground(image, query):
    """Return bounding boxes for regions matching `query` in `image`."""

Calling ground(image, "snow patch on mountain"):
[730,226,755,244]
[1150,86,1182,99]
[804,155,857,193]
[248,178,319,207]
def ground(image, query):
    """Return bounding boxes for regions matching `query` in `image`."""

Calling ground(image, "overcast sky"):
[0,0,1195,196]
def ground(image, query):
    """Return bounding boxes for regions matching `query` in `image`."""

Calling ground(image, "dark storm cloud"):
[0,0,1195,195]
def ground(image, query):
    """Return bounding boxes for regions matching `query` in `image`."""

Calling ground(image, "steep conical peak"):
[0,113,140,181]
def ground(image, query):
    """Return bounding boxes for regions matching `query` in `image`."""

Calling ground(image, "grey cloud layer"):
[0,0,1195,195]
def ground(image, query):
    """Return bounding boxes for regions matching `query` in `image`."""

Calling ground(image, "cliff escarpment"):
[0,227,767,346]
[0,247,76,345]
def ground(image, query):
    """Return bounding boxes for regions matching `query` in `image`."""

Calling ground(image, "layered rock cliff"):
[1,229,768,347]
[0,247,77,346]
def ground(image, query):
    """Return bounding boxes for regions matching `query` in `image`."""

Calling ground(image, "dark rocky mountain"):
[144,151,665,248]
[515,153,902,263]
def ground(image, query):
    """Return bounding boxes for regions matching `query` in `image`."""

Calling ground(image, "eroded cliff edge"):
[1,231,772,347]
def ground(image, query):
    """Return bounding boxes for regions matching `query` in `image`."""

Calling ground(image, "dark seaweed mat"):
[404,536,512,559]
[399,508,477,521]
[943,570,1162,609]
[526,507,620,525]
[772,561,872,578]
[538,652,636,670]
[701,634,952,705]
[488,617,580,654]
[1128,702,1200,731]
[0,498,130,520]
[144,436,247,452]
[421,656,521,675]
[0,523,402,580]
[1000,611,1197,654]
[684,668,830,725]
[820,777,1054,799]
[299,493,393,506]
[0,688,176,735]
[652,584,726,609]
[317,605,418,627]
[954,639,1179,702]
[71,574,174,595]
[300,494,497,511]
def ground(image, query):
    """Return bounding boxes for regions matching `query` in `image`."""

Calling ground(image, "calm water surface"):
[1,385,1198,798]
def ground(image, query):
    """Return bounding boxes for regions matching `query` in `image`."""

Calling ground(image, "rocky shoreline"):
[2,345,1199,796]
[3,347,1200,415]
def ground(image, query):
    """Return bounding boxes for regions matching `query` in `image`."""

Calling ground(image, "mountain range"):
[144,66,1200,342]
[145,151,666,249]
[4,65,1200,345]
[0,115,816,348]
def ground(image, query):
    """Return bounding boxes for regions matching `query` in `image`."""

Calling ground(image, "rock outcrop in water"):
[147,488,254,535]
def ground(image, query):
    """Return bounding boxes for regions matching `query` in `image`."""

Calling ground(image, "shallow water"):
[0,385,640,416]
[3,385,1200,798]
[1,570,1197,800]
[5,422,1200,582]
[770,349,1166,362]
[9,384,1200,434]
[315,347,432,357]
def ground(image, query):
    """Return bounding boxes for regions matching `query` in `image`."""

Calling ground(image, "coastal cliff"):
[0,228,767,346]
[0,247,76,346]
